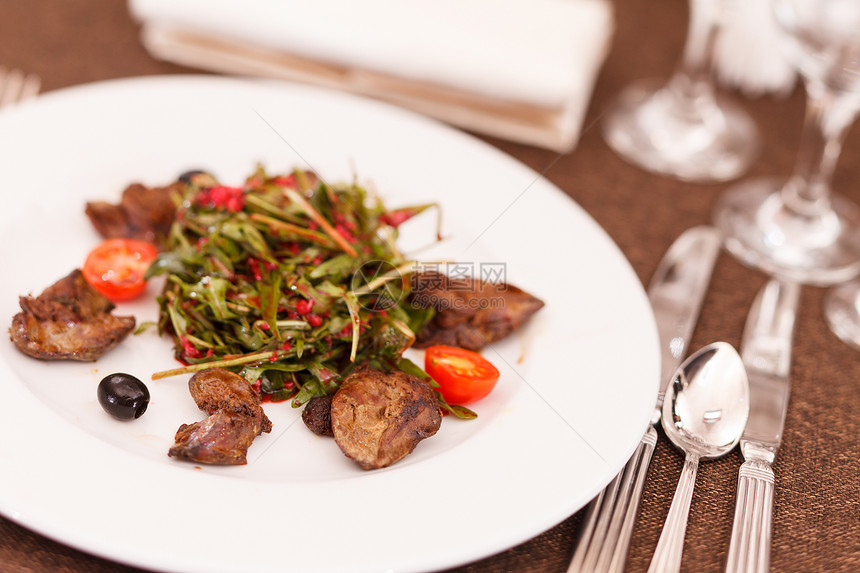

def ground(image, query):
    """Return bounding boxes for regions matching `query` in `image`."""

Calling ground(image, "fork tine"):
[0,68,24,108]
[0,67,41,108]
[0,67,7,105]
[20,74,41,101]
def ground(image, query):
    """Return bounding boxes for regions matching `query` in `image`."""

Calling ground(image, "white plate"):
[0,76,658,573]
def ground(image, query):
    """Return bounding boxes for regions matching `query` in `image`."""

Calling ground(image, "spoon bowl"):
[664,342,751,458]
[647,342,749,573]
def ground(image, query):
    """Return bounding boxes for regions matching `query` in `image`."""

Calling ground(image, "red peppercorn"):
[295,299,314,315]
[179,336,202,359]
[272,174,296,188]
[247,257,263,281]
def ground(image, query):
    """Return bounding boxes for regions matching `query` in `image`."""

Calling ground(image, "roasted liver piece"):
[9,269,136,361]
[302,394,334,437]
[169,410,264,466]
[410,271,544,350]
[330,366,442,470]
[187,367,273,433]
[169,368,272,465]
[85,182,180,249]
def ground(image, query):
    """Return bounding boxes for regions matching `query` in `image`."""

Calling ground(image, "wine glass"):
[824,279,860,351]
[713,0,860,286]
[602,0,759,182]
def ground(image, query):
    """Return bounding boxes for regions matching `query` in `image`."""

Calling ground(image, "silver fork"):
[0,68,41,108]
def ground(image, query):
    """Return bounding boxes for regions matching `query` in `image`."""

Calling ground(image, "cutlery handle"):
[568,471,622,573]
[600,425,658,572]
[567,425,658,573]
[647,453,699,573]
[725,460,775,573]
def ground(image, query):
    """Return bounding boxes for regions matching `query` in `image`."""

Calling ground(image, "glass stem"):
[669,0,721,102]
[783,86,857,216]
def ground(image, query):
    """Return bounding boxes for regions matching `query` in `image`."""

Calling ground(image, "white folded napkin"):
[128,0,614,152]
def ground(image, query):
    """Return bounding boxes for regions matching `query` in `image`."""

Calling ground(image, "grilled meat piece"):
[85,182,180,249]
[188,368,272,433]
[168,411,264,465]
[168,368,272,465]
[9,269,135,361]
[330,366,442,470]
[302,394,334,437]
[410,271,544,350]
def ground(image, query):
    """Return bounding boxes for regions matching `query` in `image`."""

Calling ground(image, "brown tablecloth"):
[1,1,858,572]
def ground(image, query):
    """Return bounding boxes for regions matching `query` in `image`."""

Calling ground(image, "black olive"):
[97,373,150,420]
[177,169,210,184]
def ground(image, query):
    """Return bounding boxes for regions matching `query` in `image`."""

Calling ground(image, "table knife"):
[569,225,722,573]
[725,279,799,573]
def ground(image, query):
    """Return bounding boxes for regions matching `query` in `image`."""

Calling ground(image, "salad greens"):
[147,166,474,418]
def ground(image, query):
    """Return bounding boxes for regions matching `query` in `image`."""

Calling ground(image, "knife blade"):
[725,279,799,573]
[648,226,724,403]
[569,225,722,573]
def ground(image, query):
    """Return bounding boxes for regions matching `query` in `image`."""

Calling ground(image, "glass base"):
[602,78,759,183]
[713,178,860,285]
[824,280,860,352]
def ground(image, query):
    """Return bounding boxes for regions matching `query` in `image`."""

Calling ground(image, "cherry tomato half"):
[424,345,500,405]
[82,238,158,302]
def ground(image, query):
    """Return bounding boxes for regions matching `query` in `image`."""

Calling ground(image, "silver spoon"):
[647,342,749,573]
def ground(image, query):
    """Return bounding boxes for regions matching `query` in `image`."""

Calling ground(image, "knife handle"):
[567,425,658,573]
[725,460,775,573]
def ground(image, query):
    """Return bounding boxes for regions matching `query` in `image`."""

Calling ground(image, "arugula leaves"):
[148,166,450,412]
